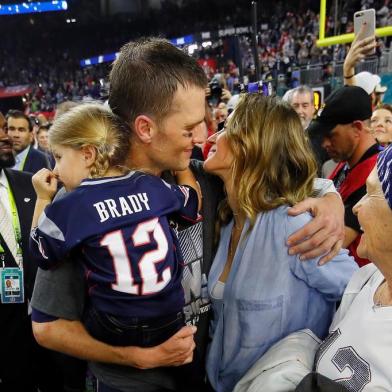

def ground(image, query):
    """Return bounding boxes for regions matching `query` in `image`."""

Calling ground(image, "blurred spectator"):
[6,110,50,173]
[214,102,229,124]
[0,112,5,131]
[374,83,388,107]
[285,85,331,172]
[36,125,50,153]
[203,101,218,160]
[286,85,315,130]
[377,0,390,26]
[35,124,55,168]
[370,104,392,146]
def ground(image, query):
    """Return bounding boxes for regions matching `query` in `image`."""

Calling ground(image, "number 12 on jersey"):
[101,218,171,295]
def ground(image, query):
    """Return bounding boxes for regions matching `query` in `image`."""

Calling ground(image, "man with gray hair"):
[285,85,315,130]
[285,85,329,171]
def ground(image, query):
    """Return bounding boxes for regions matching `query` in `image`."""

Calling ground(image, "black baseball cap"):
[307,86,372,136]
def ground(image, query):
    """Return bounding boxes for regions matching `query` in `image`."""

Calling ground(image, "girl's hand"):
[32,168,58,201]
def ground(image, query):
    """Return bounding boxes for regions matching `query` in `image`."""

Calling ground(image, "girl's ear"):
[81,145,97,168]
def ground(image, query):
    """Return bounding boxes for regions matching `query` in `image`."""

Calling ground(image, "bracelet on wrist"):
[344,74,355,79]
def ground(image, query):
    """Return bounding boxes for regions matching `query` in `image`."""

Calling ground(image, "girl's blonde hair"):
[218,93,318,229]
[49,103,131,177]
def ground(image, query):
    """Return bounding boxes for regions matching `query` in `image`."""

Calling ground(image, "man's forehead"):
[372,109,392,119]
[330,123,352,135]
[330,124,341,134]
[8,117,29,126]
[171,84,205,102]
[170,86,205,117]
[292,91,312,103]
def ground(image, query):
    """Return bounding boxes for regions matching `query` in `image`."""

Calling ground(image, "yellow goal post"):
[317,0,392,47]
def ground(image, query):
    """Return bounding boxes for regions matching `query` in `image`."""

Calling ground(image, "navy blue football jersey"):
[30,171,200,319]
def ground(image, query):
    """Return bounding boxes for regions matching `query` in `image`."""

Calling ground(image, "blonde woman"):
[29,103,200,350]
[203,94,358,392]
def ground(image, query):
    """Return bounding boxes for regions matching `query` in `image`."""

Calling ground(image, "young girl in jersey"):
[30,103,201,348]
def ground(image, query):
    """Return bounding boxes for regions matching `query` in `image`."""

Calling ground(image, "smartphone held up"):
[354,9,376,55]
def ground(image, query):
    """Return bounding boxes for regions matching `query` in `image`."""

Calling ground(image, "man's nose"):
[191,124,205,145]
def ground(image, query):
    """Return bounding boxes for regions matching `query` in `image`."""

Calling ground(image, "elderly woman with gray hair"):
[294,145,392,392]
[310,145,392,391]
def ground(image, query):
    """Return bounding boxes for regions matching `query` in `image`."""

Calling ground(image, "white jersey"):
[316,264,392,392]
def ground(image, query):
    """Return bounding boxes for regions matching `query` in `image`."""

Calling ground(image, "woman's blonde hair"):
[218,93,318,229]
[49,103,131,177]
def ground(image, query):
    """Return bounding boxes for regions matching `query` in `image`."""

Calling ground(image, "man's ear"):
[81,145,97,168]
[351,120,365,135]
[134,115,156,144]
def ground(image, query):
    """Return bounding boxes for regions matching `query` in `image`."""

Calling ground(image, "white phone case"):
[354,9,376,54]
[354,9,376,40]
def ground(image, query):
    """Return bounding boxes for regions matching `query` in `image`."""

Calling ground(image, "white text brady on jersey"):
[93,193,151,222]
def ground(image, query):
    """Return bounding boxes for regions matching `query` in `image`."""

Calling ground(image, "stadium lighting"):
[188,44,198,55]
[80,34,195,68]
[0,1,68,16]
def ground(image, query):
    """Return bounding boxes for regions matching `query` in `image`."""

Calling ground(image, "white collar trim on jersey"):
[80,170,136,186]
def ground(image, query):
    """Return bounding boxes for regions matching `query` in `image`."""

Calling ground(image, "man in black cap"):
[308,85,381,267]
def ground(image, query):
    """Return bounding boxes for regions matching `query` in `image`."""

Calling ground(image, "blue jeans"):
[85,306,184,347]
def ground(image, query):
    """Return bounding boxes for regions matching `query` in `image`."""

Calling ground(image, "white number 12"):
[101,218,171,295]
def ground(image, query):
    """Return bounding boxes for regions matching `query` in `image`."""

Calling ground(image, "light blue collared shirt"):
[12,145,30,171]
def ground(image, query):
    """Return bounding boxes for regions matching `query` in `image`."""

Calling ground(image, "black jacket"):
[23,146,51,174]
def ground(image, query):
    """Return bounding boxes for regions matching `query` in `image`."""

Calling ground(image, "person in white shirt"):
[314,145,392,391]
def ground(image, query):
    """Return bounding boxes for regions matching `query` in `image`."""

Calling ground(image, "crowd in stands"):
[1,0,392,387]
[1,0,391,116]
